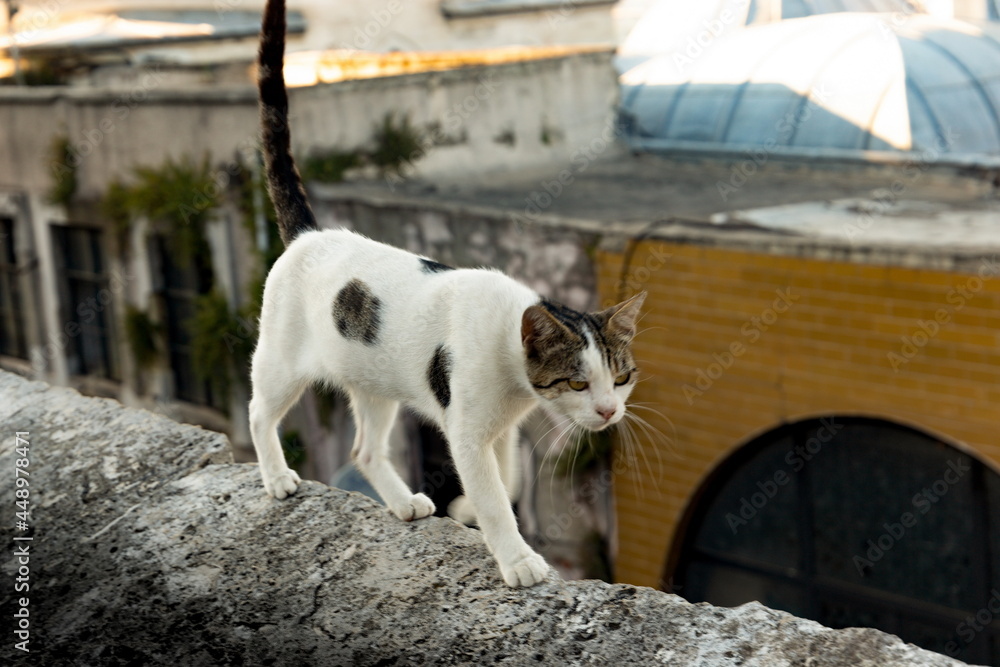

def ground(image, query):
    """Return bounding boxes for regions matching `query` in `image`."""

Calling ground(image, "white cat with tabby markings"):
[252,0,645,588]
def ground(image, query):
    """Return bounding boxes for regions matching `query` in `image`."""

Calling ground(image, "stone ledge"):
[0,372,972,666]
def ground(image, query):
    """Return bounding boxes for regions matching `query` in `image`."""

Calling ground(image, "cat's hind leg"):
[249,359,308,499]
[349,388,435,521]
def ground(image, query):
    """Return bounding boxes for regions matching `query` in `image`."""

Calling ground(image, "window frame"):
[149,234,221,409]
[0,217,29,360]
[666,417,999,665]
[51,224,119,380]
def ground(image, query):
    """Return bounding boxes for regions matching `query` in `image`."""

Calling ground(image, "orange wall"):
[596,241,1000,587]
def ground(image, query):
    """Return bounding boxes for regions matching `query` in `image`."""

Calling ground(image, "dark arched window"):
[669,417,1000,665]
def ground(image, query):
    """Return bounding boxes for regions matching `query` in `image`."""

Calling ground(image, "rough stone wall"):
[0,52,617,198]
[0,371,972,666]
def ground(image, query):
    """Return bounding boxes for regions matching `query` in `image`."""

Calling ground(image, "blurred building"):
[0,0,618,85]
[1,2,999,664]
[608,3,1000,664]
[599,210,1000,665]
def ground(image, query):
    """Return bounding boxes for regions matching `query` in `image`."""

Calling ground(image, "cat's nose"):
[596,406,616,422]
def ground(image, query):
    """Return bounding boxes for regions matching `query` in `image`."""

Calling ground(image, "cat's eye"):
[614,371,632,386]
[567,380,589,391]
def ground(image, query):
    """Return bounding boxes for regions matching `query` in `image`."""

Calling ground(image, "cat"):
[252,0,645,588]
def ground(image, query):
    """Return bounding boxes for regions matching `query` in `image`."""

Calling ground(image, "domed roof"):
[779,0,923,19]
[619,12,1000,157]
[616,0,924,71]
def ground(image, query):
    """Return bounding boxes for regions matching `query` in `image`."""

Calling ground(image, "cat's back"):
[269,228,537,337]
[280,228,531,304]
[281,228,408,273]
[267,228,421,302]
[267,228,536,404]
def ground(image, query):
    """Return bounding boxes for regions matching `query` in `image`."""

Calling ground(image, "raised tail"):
[258,0,318,246]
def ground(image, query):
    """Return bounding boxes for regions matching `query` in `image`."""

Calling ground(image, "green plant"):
[102,180,135,255]
[189,289,235,408]
[227,303,259,385]
[371,112,424,175]
[493,128,515,146]
[233,156,282,266]
[124,306,162,370]
[302,150,362,183]
[102,156,284,409]
[280,429,307,470]
[225,156,285,385]
[18,59,68,86]
[47,135,77,207]
[125,155,217,267]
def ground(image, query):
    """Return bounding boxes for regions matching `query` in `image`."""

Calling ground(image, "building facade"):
[596,234,1000,665]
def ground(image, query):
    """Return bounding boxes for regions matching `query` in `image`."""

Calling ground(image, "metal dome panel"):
[620,12,1000,158]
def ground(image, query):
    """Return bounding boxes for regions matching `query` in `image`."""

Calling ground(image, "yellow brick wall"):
[596,241,1000,588]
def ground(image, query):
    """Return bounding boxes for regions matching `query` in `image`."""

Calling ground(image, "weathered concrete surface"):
[0,371,973,666]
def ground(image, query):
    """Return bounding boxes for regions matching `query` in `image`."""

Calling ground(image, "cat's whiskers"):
[622,413,657,483]
[544,417,581,518]
[614,415,647,501]
[629,415,663,499]
[535,415,575,468]
[626,412,667,489]
[564,422,590,507]
[533,402,674,512]
[635,325,667,337]
[528,414,573,483]
[620,402,681,500]
[625,403,681,461]
[627,419,653,501]
[533,416,576,493]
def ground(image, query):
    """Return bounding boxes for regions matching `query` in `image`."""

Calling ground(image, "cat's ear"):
[522,305,574,358]
[598,292,646,339]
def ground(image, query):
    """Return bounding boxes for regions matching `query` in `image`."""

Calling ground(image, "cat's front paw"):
[390,493,436,522]
[498,549,551,588]
[262,467,301,500]
[446,494,477,526]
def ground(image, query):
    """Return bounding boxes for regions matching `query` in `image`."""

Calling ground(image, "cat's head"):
[521,293,645,431]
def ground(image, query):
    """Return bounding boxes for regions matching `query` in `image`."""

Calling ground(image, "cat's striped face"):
[521,293,645,431]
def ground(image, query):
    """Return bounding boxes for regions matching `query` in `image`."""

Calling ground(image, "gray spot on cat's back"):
[333,279,382,345]
[428,345,452,408]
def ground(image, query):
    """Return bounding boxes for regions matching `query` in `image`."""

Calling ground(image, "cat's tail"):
[258,0,318,247]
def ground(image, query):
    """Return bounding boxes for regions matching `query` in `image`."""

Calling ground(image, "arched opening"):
[667,417,1000,665]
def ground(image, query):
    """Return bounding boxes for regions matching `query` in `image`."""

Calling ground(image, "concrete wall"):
[0,369,970,667]
[293,52,621,184]
[6,0,618,57]
[0,50,617,197]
